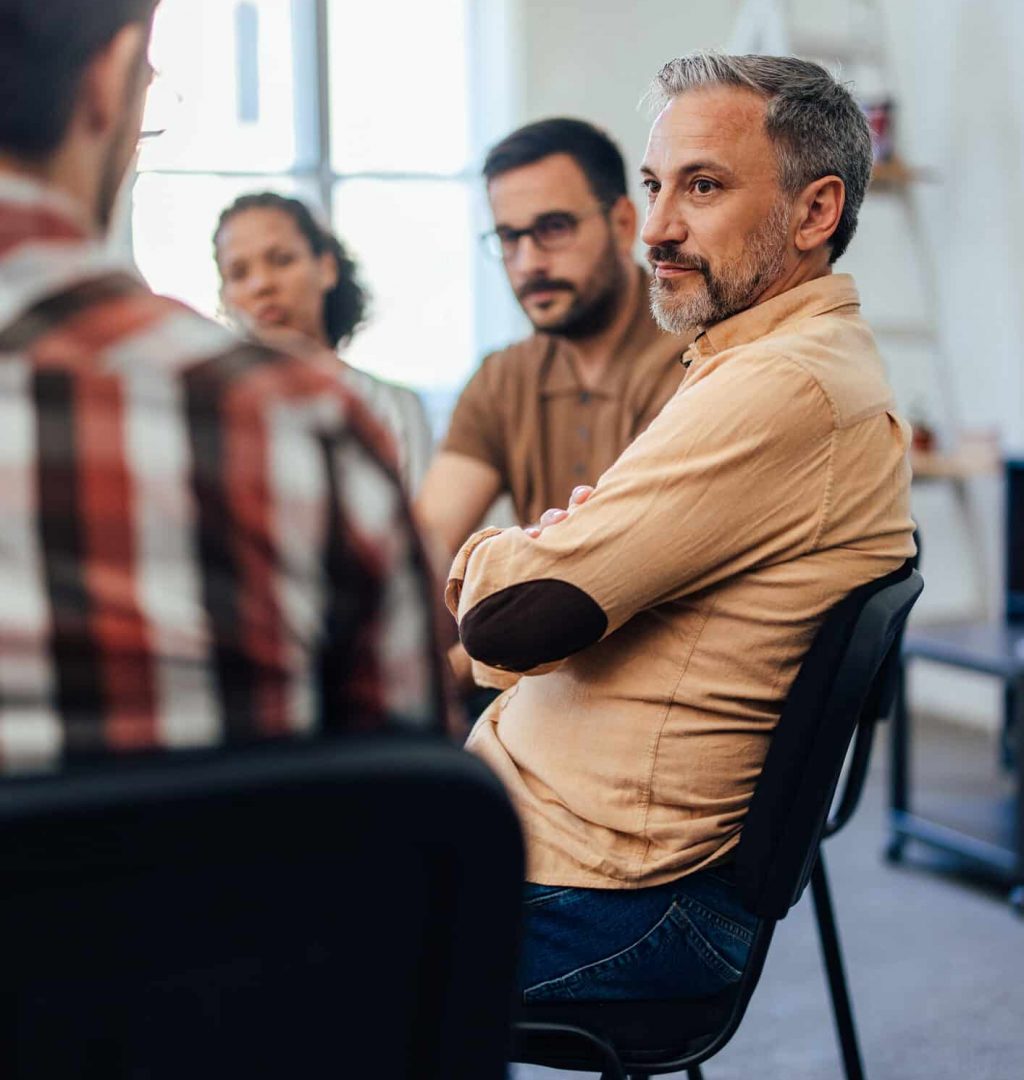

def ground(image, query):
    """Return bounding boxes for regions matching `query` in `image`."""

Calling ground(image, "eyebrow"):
[639,159,737,183]
[492,208,577,231]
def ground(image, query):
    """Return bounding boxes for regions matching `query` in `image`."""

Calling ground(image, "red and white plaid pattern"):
[0,176,447,771]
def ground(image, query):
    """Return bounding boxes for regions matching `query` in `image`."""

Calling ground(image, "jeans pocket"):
[522,884,576,909]
[669,900,748,983]
[523,898,745,1003]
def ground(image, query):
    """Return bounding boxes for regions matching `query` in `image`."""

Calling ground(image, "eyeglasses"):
[137,69,182,153]
[481,206,607,261]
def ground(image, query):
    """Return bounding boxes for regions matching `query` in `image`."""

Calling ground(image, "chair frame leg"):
[811,854,866,1080]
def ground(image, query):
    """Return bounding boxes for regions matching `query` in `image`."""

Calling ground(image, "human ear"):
[793,175,845,254]
[78,23,148,138]
[317,251,340,292]
[609,194,638,254]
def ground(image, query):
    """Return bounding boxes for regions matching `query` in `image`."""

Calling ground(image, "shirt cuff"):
[445,526,504,617]
[470,659,522,691]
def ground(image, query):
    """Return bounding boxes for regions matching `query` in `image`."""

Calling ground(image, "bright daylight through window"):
[133,0,479,412]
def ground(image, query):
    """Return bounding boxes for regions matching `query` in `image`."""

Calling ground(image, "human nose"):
[641,191,687,249]
[507,232,550,277]
[246,265,276,297]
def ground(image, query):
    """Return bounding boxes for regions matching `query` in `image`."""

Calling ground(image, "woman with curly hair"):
[214,192,433,493]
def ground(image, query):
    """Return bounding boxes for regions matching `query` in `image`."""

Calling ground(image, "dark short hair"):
[213,192,370,349]
[482,118,628,207]
[0,0,159,158]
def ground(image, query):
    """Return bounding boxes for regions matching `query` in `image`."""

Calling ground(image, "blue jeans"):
[519,866,757,1002]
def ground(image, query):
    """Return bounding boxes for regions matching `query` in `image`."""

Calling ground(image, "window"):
[134,0,515,409]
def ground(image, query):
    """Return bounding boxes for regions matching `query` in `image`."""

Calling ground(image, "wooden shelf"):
[870,158,938,189]
[911,444,1000,481]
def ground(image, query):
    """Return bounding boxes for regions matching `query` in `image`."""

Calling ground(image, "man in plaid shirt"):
[0,0,448,771]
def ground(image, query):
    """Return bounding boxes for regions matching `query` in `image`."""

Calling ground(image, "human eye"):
[534,213,575,243]
[641,177,660,198]
[270,249,295,267]
[691,177,719,196]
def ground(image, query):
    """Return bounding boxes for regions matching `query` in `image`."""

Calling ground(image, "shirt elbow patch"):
[459,579,607,671]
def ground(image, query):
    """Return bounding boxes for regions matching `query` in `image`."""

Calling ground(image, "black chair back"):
[512,561,924,1078]
[735,561,923,919]
[0,735,523,1080]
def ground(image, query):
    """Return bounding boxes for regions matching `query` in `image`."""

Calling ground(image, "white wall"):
[501,0,1024,727]
[515,1,741,196]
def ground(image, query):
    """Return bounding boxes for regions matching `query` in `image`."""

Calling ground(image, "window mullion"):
[314,0,333,213]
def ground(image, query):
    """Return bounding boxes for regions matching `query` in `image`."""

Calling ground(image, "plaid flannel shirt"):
[0,176,447,771]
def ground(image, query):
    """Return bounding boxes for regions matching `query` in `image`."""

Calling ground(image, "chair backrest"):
[735,562,923,920]
[0,735,523,1080]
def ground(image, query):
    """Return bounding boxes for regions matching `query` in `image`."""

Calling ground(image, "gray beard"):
[649,203,790,333]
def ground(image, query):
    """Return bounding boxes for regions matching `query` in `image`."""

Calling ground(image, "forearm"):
[446,526,607,673]
[445,361,833,673]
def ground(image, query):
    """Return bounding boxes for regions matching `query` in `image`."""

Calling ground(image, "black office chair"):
[512,561,924,1080]
[0,734,524,1079]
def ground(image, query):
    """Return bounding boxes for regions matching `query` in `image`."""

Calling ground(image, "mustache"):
[517,277,577,300]
[646,245,710,276]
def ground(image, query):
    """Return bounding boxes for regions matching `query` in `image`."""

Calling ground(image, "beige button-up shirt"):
[441,267,690,526]
[446,274,916,889]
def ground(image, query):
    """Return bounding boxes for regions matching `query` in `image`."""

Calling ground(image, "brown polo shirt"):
[442,266,689,526]
[446,273,916,889]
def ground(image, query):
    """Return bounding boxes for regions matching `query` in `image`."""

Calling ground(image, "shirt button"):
[574,463,586,476]
[578,426,590,440]
[579,390,591,404]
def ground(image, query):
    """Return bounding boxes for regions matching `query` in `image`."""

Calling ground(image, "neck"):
[567,262,639,387]
[0,147,99,233]
[752,250,832,309]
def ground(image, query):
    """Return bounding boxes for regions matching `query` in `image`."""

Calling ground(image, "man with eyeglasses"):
[417,118,692,557]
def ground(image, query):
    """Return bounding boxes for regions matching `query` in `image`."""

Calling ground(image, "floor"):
[512,716,1024,1080]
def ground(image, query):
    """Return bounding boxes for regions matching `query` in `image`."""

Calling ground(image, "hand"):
[524,485,594,538]
[231,309,322,358]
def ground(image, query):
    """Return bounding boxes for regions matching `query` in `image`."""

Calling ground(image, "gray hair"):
[646,52,872,263]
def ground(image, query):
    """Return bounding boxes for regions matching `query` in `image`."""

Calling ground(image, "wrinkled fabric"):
[449,274,916,888]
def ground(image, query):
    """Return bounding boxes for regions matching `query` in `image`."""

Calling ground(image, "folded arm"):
[446,358,834,673]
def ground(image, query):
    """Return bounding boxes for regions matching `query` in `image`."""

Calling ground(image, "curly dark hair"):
[213,192,370,347]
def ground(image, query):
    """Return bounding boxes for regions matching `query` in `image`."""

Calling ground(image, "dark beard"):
[551,272,626,340]
[526,241,630,340]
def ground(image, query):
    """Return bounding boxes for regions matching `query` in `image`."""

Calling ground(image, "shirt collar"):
[0,173,94,246]
[0,173,135,333]
[540,265,669,397]
[683,273,861,367]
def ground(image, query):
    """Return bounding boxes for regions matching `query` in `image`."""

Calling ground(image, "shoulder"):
[354,370,425,415]
[470,334,551,386]
[341,365,431,435]
[672,345,838,444]
[759,312,894,429]
[161,313,394,453]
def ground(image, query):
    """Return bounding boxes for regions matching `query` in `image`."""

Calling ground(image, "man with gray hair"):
[446,53,915,1002]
